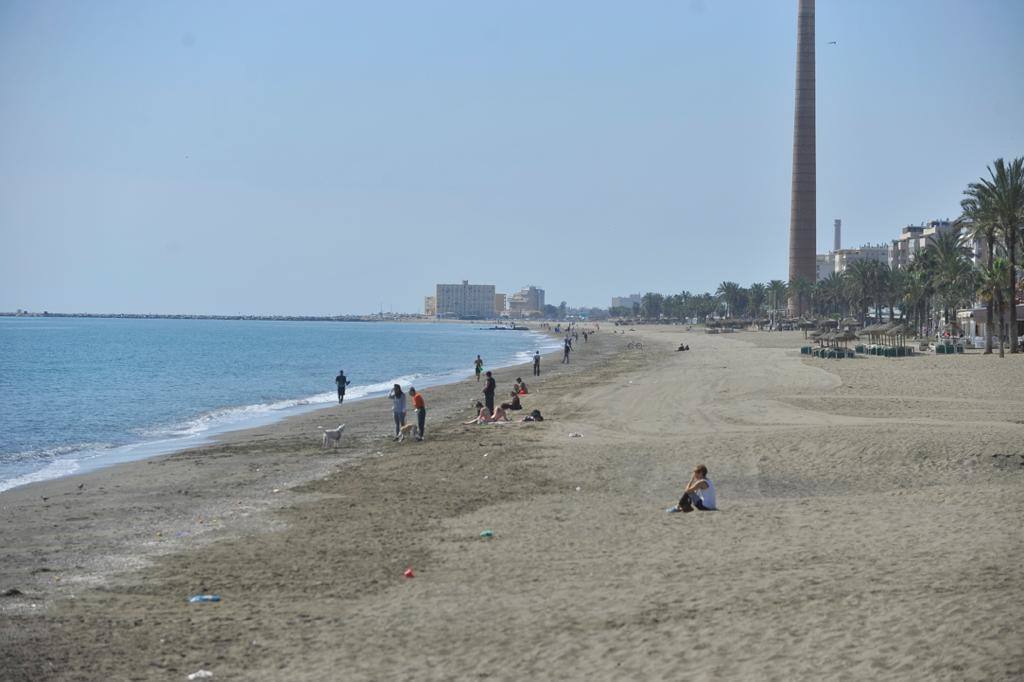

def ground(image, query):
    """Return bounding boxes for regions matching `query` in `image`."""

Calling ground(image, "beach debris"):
[2,588,23,597]
[188,671,214,680]
[188,594,221,603]
[483,475,489,480]
[569,432,583,438]
[479,530,494,538]
[272,488,281,494]
[403,568,415,578]
[575,486,581,492]
[483,453,489,457]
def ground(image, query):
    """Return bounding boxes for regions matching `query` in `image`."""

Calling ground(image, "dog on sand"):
[321,424,345,448]
[396,423,418,442]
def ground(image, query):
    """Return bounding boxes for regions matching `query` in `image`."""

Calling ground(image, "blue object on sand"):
[480,529,494,538]
[189,594,221,603]
[666,507,681,513]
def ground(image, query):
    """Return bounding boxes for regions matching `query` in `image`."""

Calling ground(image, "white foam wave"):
[0,457,82,493]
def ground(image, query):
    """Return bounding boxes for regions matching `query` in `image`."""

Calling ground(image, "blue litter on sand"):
[479,530,494,538]
[189,594,221,603]
[666,507,681,513]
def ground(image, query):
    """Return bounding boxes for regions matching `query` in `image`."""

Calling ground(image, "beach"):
[2,328,1023,680]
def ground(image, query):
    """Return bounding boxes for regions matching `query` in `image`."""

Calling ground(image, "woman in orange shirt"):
[409,387,426,441]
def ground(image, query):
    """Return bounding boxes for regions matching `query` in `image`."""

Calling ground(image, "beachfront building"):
[508,286,545,317]
[814,243,889,279]
[958,304,1024,348]
[833,244,889,272]
[494,293,507,316]
[815,254,831,281]
[611,294,642,310]
[889,220,956,270]
[424,296,436,317]
[434,281,496,319]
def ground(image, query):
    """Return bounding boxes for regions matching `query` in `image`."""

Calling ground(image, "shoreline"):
[0,326,563,494]
[3,327,1021,680]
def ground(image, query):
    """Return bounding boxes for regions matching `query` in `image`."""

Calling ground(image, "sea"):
[0,317,560,493]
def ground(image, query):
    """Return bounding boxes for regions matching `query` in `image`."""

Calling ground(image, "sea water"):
[0,317,559,492]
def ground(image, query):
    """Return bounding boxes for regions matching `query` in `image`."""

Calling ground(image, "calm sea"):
[0,318,559,492]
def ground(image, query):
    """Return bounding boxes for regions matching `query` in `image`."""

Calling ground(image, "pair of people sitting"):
[464,401,510,425]
[676,344,690,352]
[512,378,528,395]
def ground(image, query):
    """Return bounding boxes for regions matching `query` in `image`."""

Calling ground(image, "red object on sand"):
[403,568,415,578]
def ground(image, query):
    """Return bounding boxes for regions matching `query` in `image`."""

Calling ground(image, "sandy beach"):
[2,328,1023,680]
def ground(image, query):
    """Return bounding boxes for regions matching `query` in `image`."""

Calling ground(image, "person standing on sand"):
[669,464,716,512]
[335,370,351,405]
[387,384,406,440]
[533,351,541,376]
[409,387,426,441]
[482,371,496,414]
[562,338,572,364]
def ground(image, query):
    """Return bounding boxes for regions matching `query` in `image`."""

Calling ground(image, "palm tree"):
[957,192,999,352]
[844,261,875,323]
[924,230,975,331]
[748,283,767,318]
[640,293,664,320]
[979,258,1011,357]
[967,158,1024,352]
[715,281,742,318]
[767,280,788,325]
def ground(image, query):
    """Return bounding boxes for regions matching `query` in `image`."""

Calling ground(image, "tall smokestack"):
[834,219,841,251]
[788,0,816,313]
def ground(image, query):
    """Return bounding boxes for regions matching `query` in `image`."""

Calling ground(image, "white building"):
[815,243,889,279]
[435,281,496,319]
[815,254,831,282]
[508,286,545,316]
[833,244,889,272]
[889,220,956,270]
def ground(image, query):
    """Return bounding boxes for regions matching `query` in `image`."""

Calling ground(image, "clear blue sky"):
[2,0,1022,315]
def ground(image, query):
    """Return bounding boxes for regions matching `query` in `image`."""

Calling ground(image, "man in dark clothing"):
[533,351,541,376]
[335,370,351,404]
[562,339,572,364]
[482,371,496,414]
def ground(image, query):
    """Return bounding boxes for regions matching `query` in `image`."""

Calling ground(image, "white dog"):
[321,424,345,448]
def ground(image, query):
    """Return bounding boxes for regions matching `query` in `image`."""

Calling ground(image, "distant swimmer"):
[335,370,351,405]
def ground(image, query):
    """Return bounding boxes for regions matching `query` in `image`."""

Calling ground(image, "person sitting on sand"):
[491,405,510,422]
[507,392,522,410]
[464,401,493,425]
[668,464,716,512]
[515,378,528,394]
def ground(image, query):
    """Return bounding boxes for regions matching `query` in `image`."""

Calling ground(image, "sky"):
[2,0,1023,315]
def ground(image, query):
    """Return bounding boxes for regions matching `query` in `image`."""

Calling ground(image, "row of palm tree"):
[626,158,1023,355]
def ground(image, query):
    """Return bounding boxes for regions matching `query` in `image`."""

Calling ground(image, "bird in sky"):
[828,40,838,45]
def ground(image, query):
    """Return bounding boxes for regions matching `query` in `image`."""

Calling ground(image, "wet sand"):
[2,328,1022,680]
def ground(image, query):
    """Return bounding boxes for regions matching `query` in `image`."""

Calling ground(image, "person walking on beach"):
[482,371,496,414]
[562,338,572,364]
[387,384,407,440]
[474,355,484,382]
[409,387,426,441]
[335,370,351,405]
[533,351,541,376]
[669,464,716,512]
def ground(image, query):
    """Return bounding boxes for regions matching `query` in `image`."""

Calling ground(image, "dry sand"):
[2,328,1023,680]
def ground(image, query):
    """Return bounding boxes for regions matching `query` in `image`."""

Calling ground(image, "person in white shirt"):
[669,464,716,512]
